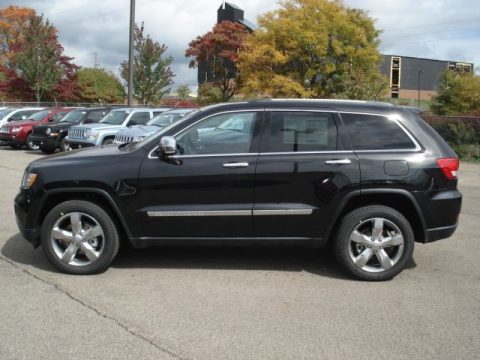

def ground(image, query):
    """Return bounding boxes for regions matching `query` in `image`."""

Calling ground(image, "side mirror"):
[159,136,176,156]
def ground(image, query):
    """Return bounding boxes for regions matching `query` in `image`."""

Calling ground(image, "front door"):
[253,110,360,240]
[137,110,262,239]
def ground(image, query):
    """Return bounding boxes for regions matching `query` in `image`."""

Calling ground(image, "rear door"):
[253,109,360,240]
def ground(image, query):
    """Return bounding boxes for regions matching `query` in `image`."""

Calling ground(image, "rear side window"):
[262,111,337,152]
[341,113,417,150]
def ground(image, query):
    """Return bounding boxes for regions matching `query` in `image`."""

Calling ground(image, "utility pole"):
[127,0,136,106]
[417,70,422,108]
[94,52,99,68]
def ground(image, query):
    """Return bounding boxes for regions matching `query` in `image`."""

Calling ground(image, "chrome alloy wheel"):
[50,212,105,266]
[348,217,404,273]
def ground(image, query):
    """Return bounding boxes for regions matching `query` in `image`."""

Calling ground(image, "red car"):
[0,108,73,150]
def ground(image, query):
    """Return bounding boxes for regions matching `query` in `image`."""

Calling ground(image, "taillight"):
[436,157,459,180]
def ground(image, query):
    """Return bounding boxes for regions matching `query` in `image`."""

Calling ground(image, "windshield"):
[147,110,198,127]
[100,111,129,125]
[60,110,86,123]
[124,115,194,152]
[0,108,14,119]
[29,110,50,121]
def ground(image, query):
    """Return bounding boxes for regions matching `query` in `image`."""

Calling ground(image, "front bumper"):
[14,189,40,247]
[30,134,58,149]
[0,133,25,146]
[66,139,95,149]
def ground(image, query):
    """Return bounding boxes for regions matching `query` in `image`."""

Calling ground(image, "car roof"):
[199,99,401,115]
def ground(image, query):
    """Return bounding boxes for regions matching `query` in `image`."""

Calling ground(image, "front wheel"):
[334,205,414,281]
[102,138,114,145]
[26,134,39,151]
[59,137,71,152]
[41,200,120,274]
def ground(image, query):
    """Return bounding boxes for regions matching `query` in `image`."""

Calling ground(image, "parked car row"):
[0,106,197,153]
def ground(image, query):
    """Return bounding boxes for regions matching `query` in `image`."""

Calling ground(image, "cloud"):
[7,0,480,89]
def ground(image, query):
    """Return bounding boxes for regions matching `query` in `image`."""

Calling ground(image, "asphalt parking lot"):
[0,147,479,360]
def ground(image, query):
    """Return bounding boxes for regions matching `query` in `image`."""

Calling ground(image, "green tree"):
[77,68,125,103]
[176,84,190,100]
[431,70,480,115]
[186,21,249,102]
[238,0,387,99]
[120,23,174,105]
[15,14,64,102]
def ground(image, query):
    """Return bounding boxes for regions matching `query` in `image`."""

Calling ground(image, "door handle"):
[325,159,352,165]
[222,162,249,168]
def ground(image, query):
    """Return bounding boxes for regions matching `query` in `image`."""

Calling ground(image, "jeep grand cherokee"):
[14,100,462,280]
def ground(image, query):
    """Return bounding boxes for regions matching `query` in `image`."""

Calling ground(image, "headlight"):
[87,131,98,141]
[45,128,52,135]
[84,129,92,137]
[12,127,21,133]
[21,171,38,188]
[132,136,145,142]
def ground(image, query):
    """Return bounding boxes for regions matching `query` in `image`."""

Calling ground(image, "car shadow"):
[2,233,417,280]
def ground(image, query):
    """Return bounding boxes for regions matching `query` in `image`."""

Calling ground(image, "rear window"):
[341,113,417,150]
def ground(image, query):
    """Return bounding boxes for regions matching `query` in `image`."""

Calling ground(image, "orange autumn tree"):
[0,5,35,67]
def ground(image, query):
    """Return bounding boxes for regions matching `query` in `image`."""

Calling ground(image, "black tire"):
[26,134,39,151]
[9,144,21,149]
[334,205,414,281]
[102,138,114,145]
[40,146,55,154]
[41,200,120,275]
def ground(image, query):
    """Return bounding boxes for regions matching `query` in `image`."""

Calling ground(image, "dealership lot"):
[0,147,479,360]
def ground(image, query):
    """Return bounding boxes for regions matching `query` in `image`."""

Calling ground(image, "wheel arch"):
[37,188,132,245]
[326,189,427,244]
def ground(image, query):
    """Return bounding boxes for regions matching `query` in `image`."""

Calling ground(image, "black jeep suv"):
[14,100,462,280]
[30,107,111,153]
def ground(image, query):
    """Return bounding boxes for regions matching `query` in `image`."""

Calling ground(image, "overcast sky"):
[3,0,480,91]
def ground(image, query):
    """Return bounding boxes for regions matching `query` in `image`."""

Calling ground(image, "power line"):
[381,17,480,32]
[382,32,480,47]
[381,25,480,41]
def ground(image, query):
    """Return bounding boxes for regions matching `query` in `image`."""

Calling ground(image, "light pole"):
[417,70,423,108]
[127,0,135,106]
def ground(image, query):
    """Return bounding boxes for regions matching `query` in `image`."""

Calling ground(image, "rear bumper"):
[426,223,458,243]
[422,189,462,243]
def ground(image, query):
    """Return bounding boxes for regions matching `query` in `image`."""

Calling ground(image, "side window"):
[153,111,165,117]
[341,113,417,150]
[176,112,256,155]
[262,111,337,152]
[52,112,67,122]
[129,112,150,125]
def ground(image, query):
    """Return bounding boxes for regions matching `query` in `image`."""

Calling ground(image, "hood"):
[29,144,127,170]
[4,119,38,128]
[35,121,77,130]
[116,125,160,137]
[72,123,120,131]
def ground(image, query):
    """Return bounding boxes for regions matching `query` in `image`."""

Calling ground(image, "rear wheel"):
[26,134,39,150]
[334,205,414,281]
[41,200,120,275]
